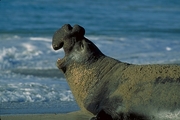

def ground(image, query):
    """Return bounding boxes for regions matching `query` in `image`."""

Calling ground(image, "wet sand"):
[1,111,93,120]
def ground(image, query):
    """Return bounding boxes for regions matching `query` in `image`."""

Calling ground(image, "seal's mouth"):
[52,38,65,69]
[52,24,104,71]
[53,42,64,69]
[52,24,85,70]
[57,58,64,69]
[53,42,68,70]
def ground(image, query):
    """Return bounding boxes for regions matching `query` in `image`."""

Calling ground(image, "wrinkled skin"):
[52,24,180,120]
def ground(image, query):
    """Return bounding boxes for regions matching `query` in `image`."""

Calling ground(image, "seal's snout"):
[52,24,72,50]
[52,24,86,51]
[52,42,64,50]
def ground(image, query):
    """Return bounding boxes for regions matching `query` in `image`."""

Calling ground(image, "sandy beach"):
[1,111,93,120]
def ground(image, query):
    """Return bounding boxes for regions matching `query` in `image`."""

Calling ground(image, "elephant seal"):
[52,24,180,120]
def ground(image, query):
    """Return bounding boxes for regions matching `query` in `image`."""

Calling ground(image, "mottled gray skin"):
[52,24,180,120]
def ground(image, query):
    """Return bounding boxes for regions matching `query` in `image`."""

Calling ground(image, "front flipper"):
[90,110,113,120]
[90,110,150,120]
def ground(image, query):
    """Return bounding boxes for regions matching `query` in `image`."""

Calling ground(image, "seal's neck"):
[64,56,125,112]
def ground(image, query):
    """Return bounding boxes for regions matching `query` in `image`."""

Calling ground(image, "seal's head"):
[52,24,104,73]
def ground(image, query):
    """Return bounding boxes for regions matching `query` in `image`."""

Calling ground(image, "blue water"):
[0,0,180,115]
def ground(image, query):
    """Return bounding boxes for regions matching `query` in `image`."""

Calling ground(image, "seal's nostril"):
[53,44,60,50]
[52,42,64,50]
[53,44,58,48]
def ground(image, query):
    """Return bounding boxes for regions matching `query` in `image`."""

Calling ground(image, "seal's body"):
[52,24,180,120]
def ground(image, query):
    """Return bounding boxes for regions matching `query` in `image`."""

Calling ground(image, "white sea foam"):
[21,43,37,52]
[166,46,172,51]
[0,36,61,69]
[0,71,74,103]
[29,37,51,42]
[0,35,180,115]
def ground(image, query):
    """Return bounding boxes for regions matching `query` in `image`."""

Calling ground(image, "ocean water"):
[0,0,180,116]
